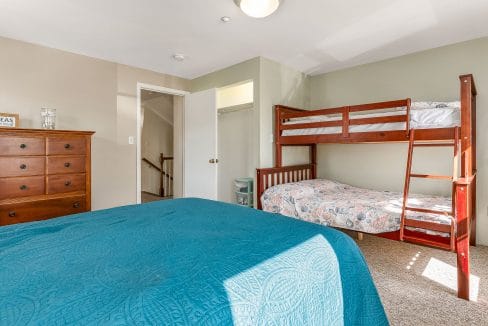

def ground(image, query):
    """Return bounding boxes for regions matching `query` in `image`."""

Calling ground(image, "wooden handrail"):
[142,153,174,198]
[142,158,161,172]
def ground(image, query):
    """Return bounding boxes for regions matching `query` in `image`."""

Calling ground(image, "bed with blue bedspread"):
[0,198,388,325]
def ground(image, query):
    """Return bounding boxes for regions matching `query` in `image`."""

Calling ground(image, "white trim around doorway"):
[136,83,189,204]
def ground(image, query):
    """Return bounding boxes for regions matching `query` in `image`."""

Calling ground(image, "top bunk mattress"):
[282,101,460,136]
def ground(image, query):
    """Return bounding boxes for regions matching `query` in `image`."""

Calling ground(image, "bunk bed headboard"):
[256,164,315,209]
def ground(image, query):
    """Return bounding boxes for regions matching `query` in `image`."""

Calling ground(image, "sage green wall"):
[191,57,260,179]
[191,57,311,168]
[310,37,488,245]
[259,57,311,168]
[190,57,310,205]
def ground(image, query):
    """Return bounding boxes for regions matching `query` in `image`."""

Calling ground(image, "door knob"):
[209,159,215,163]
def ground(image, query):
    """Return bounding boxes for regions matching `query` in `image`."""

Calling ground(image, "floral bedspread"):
[261,179,452,235]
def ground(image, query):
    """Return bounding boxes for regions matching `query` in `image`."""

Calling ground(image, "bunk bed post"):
[455,182,470,300]
[256,169,263,210]
[459,74,477,246]
[455,74,476,300]
[275,105,283,167]
[310,144,317,178]
[405,98,411,137]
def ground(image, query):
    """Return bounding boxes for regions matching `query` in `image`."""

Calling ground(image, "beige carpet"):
[356,234,488,325]
[141,192,173,203]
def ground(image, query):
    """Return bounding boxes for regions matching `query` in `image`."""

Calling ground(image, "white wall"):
[310,37,488,245]
[0,36,189,210]
[218,108,254,203]
[217,81,253,109]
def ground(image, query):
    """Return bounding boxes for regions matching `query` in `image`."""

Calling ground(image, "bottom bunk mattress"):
[261,179,452,236]
[0,198,387,325]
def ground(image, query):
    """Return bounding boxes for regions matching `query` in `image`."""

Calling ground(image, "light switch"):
[128,136,135,145]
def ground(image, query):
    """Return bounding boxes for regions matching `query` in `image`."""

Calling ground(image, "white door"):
[184,89,218,199]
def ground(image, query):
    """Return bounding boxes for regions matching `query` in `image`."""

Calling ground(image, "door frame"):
[136,83,189,204]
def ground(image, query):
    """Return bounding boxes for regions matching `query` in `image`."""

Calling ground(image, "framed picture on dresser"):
[0,113,19,128]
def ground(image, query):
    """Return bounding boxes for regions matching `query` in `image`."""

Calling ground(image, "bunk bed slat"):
[403,235,452,251]
[349,99,409,112]
[349,114,407,126]
[410,174,453,180]
[404,206,451,216]
[413,143,455,147]
[281,107,344,119]
[403,219,452,233]
[280,120,342,130]
[343,107,350,137]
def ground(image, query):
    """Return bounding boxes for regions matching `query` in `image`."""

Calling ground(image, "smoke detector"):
[172,54,186,62]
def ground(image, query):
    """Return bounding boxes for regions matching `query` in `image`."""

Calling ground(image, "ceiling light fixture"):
[234,0,280,18]
[221,16,231,22]
[172,54,186,62]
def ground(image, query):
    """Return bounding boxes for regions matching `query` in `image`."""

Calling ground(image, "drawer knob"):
[64,143,71,149]
[65,181,72,186]
[20,143,27,149]
[19,185,28,190]
[8,211,16,217]
[20,164,27,170]
[73,202,81,208]
[64,162,71,168]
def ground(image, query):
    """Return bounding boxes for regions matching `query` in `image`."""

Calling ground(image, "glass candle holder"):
[40,108,56,129]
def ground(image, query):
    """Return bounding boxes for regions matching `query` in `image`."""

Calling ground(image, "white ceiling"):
[1,0,487,79]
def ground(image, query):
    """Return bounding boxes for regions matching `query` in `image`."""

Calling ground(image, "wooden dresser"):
[0,128,94,226]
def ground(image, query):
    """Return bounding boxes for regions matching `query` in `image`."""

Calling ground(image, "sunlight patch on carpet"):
[422,257,479,301]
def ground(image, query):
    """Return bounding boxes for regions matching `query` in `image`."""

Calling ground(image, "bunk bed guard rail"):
[275,99,411,146]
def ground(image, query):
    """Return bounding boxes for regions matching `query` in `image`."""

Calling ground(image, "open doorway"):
[140,90,175,203]
[136,84,187,204]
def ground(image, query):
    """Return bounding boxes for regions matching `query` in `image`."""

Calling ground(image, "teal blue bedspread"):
[0,198,388,325]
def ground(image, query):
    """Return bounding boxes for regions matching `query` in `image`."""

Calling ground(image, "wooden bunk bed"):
[256,74,477,300]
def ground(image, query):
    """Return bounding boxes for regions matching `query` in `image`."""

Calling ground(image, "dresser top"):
[0,127,95,136]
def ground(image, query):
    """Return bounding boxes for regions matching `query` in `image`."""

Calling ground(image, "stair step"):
[404,218,452,233]
[405,206,452,216]
[410,174,453,180]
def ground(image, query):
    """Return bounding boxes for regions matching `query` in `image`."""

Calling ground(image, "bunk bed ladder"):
[400,127,460,251]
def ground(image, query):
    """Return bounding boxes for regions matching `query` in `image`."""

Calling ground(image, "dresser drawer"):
[0,136,45,156]
[0,176,45,200]
[47,173,86,194]
[47,137,86,155]
[0,157,45,177]
[0,195,86,226]
[47,156,85,174]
